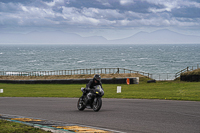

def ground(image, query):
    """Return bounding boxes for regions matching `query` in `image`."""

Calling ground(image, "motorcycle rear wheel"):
[93,97,102,112]
[77,97,85,111]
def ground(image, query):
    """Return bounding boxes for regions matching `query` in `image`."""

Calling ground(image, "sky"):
[0,0,200,40]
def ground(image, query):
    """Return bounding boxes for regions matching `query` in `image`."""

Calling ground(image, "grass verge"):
[0,120,51,133]
[0,79,200,101]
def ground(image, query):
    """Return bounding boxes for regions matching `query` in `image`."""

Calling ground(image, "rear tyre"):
[93,97,102,112]
[77,97,85,111]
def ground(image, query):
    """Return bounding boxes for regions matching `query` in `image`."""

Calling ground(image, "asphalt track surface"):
[0,97,200,133]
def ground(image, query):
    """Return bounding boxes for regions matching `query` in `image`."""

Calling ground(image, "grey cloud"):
[172,7,200,18]
[0,0,52,3]
[0,0,48,8]
[52,6,64,13]
[190,0,200,3]
[0,2,22,12]
[0,0,200,33]
[66,0,164,13]
[0,0,33,4]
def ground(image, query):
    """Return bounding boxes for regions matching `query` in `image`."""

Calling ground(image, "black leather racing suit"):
[85,79,103,91]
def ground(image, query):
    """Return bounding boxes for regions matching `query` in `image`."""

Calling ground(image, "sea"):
[0,44,200,79]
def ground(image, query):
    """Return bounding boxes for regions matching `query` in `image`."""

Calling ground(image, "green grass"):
[0,80,200,101]
[0,120,51,133]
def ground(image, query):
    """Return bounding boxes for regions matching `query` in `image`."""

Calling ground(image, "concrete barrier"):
[180,75,200,82]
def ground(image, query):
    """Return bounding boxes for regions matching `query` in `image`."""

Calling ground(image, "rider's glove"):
[81,87,85,93]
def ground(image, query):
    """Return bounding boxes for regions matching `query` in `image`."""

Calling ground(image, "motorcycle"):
[77,85,104,112]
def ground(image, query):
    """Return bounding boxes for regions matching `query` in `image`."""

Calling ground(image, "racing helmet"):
[93,74,101,82]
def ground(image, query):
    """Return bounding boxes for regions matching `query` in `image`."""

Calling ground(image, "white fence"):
[150,73,176,81]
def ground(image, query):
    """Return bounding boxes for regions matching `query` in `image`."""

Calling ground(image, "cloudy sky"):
[0,0,200,40]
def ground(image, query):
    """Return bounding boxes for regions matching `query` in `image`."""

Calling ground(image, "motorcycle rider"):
[81,74,103,106]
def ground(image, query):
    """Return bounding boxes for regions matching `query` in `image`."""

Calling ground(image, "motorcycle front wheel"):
[93,97,102,112]
[77,97,85,111]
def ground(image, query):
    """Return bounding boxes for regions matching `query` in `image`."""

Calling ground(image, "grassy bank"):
[0,73,145,80]
[181,68,200,76]
[0,79,200,101]
[0,120,50,133]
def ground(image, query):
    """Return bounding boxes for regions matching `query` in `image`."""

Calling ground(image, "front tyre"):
[93,97,102,112]
[77,97,85,111]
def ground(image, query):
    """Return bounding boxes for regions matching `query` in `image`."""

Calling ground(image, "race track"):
[0,97,200,133]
